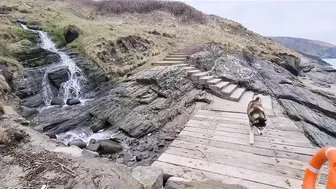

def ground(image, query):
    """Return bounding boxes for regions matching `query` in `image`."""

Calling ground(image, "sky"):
[178,0,336,45]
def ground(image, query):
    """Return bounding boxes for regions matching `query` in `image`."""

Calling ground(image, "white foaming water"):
[21,24,87,105]
[56,129,116,145]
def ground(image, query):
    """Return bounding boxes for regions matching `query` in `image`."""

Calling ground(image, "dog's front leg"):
[249,123,254,145]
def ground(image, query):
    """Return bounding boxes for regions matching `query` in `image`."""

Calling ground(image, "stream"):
[21,24,87,106]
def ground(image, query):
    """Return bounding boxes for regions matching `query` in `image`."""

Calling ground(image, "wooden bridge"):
[151,47,328,188]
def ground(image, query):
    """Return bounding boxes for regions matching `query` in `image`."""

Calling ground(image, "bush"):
[82,0,206,24]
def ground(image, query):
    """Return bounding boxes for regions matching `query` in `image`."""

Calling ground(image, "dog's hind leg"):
[249,124,254,145]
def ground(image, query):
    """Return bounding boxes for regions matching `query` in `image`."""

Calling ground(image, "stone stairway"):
[151,47,329,188]
[152,47,248,102]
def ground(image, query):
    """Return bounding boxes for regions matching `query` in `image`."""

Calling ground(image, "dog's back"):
[247,97,267,126]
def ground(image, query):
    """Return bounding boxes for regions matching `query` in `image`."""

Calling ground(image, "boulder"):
[68,139,86,149]
[132,166,163,189]
[98,139,123,155]
[20,106,38,117]
[64,25,81,44]
[51,97,64,106]
[66,99,81,106]
[48,65,69,88]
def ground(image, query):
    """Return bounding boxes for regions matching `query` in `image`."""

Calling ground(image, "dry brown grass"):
[0,0,299,77]
[80,0,206,24]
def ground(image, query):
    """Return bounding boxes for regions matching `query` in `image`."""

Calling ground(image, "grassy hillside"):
[271,36,336,59]
[0,0,299,76]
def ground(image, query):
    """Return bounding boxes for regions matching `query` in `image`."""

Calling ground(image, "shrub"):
[80,0,206,24]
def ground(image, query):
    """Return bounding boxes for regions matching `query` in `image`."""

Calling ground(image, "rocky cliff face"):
[188,43,336,147]
[30,65,207,166]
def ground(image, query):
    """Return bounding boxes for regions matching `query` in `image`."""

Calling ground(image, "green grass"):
[15,28,38,42]
[43,26,66,47]
[67,38,85,53]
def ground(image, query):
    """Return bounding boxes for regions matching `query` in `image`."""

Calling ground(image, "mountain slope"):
[271,36,336,58]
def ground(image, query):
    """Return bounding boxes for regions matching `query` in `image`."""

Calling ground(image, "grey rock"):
[66,98,81,105]
[48,65,69,88]
[81,149,99,158]
[20,106,38,117]
[132,166,163,189]
[51,97,64,106]
[16,48,60,68]
[98,140,123,155]
[21,93,45,108]
[68,139,86,149]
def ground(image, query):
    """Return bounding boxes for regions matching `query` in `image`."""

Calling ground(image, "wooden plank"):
[186,119,307,140]
[166,143,329,179]
[175,135,313,162]
[191,116,301,132]
[164,146,307,180]
[178,130,317,156]
[169,140,308,171]
[184,124,312,147]
[158,153,304,188]
[152,161,280,189]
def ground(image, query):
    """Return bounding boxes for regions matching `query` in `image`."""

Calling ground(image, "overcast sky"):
[179,0,336,45]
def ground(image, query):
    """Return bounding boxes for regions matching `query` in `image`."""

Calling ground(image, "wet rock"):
[16,48,60,68]
[86,143,100,152]
[13,68,45,99]
[20,106,38,117]
[21,93,44,108]
[68,139,86,149]
[48,65,69,88]
[16,19,28,25]
[132,166,163,189]
[66,99,81,106]
[64,25,81,44]
[98,140,123,155]
[51,97,64,106]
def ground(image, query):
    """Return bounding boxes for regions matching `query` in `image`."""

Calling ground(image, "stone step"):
[199,75,215,85]
[186,69,201,76]
[175,64,190,67]
[221,84,238,97]
[209,81,230,94]
[151,61,184,66]
[229,87,246,102]
[166,55,189,58]
[207,79,222,87]
[180,66,196,71]
[191,72,209,82]
[164,57,187,61]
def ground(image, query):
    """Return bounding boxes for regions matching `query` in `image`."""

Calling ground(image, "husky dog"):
[247,96,267,145]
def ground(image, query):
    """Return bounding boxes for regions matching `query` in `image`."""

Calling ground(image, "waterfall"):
[21,24,87,105]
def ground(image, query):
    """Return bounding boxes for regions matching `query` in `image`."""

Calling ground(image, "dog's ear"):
[255,96,260,101]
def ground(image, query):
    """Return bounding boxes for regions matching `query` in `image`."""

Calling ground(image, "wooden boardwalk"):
[152,96,328,188]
